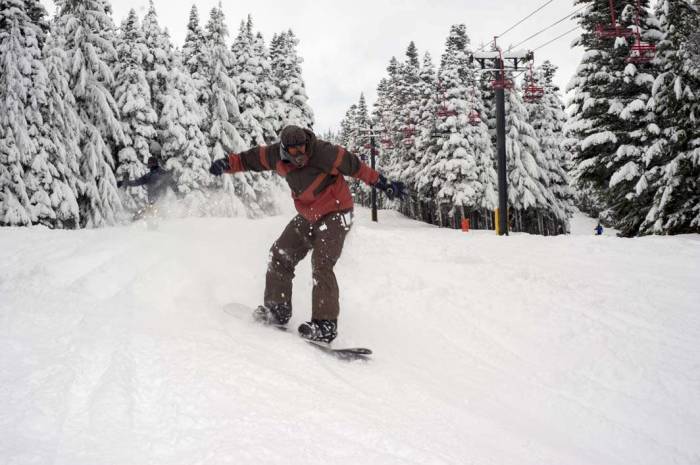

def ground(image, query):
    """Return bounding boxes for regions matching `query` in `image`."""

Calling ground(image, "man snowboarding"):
[117,156,175,221]
[209,125,404,343]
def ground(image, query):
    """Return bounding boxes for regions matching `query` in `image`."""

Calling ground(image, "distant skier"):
[209,125,405,343]
[594,222,604,236]
[117,156,175,220]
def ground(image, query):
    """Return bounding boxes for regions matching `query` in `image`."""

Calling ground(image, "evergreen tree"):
[24,0,49,48]
[182,5,208,109]
[349,95,372,201]
[54,0,124,227]
[0,0,44,225]
[0,0,78,228]
[113,9,157,212]
[526,61,574,232]
[412,51,439,201]
[159,54,210,210]
[339,103,358,150]
[231,16,280,216]
[640,0,700,234]
[394,42,422,189]
[231,16,265,146]
[141,0,174,119]
[566,0,661,235]
[33,27,81,228]
[272,30,314,129]
[1,0,81,228]
[372,58,402,176]
[204,4,253,216]
[253,32,282,143]
[416,25,484,226]
[355,93,371,139]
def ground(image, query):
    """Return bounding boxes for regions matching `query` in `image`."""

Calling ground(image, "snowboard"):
[222,302,372,361]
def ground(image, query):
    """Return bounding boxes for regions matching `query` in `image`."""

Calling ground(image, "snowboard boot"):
[298,319,337,343]
[253,303,292,326]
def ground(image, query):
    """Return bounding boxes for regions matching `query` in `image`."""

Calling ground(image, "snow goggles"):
[280,143,309,167]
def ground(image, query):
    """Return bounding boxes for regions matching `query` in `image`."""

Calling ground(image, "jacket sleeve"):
[122,171,152,187]
[225,144,280,173]
[316,141,380,185]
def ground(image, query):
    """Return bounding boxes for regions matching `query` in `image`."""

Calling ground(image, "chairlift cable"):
[532,26,580,52]
[510,5,586,50]
[497,0,556,40]
[475,0,556,52]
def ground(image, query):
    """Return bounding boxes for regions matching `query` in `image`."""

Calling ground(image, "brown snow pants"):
[264,210,352,321]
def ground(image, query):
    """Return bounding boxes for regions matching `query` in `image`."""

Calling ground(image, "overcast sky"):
[39,0,585,134]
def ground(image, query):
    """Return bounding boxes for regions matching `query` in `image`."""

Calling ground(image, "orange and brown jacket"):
[225,129,380,223]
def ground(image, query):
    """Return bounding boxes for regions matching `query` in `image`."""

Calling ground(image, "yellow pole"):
[495,208,500,235]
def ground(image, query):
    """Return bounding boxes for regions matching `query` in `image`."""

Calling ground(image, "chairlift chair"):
[626,0,656,63]
[436,105,458,117]
[523,62,544,103]
[626,37,656,63]
[490,44,514,90]
[595,0,634,38]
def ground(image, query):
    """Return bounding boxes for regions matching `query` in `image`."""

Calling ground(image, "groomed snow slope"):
[1,208,699,465]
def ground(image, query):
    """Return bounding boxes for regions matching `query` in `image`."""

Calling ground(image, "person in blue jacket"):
[594,222,604,236]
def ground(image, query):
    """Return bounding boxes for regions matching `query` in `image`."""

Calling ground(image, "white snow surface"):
[1,208,699,465]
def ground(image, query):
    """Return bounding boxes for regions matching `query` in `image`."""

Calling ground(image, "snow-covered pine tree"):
[54,0,124,227]
[182,5,209,110]
[272,30,314,129]
[525,61,573,233]
[339,103,358,150]
[231,16,279,216]
[231,16,265,147]
[371,57,402,178]
[0,0,77,228]
[505,74,553,233]
[141,0,174,121]
[24,0,49,48]
[267,32,286,138]
[31,22,81,228]
[416,25,482,228]
[203,4,253,216]
[253,32,282,143]
[411,51,442,224]
[394,41,422,215]
[159,53,210,213]
[463,43,499,229]
[469,85,498,229]
[640,0,700,234]
[349,94,372,204]
[113,9,158,212]
[566,0,661,235]
[355,93,371,144]
[320,128,339,144]
[0,0,43,225]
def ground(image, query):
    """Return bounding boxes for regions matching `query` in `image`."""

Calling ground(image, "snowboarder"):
[117,156,175,221]
[209,125,404,343]
[594,222,604,236]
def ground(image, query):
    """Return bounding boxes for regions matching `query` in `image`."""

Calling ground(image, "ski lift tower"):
[472,38,531,236]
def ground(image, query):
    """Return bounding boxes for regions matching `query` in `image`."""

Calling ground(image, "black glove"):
[375,174,406,201]
[209,158,230,176]
[117,180,124,188]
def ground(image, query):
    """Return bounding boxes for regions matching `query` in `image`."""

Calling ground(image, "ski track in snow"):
[1,208,699,465]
